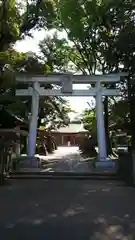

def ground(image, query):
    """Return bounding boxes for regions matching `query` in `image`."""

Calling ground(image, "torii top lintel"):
[16,72,128,84]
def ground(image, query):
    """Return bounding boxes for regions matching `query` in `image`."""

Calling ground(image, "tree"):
[81,108,96,135]
[55,0,116,154]
[0,0,71,129]
[55,0,135,152]
[1,52,71,127]
[94,0,135,150]
[0,0,55,51]
[109,99,130,134]
[39,34,70,72]
[0,0,55,94]
[0,0,73,157]
[56,0,100,74]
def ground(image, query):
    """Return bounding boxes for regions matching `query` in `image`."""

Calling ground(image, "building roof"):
[0,109,28,129]
[52,123,87,133]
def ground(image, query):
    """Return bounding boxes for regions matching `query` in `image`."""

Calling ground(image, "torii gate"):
[16,72,128,166]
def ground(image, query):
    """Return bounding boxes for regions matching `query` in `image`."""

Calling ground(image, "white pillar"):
[96,81,107,160]
[28,82,40,157]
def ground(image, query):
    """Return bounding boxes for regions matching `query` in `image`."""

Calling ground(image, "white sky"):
[15,29,93,119]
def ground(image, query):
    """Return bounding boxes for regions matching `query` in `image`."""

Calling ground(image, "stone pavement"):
[0,179,135,239]
[35,146,116,174]
[36,146,94,172]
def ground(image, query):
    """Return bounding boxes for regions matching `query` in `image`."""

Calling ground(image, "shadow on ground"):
[0,180,135,239]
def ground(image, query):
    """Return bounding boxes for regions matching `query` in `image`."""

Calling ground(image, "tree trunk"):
[104,96,112,155]
[128,75,135,150]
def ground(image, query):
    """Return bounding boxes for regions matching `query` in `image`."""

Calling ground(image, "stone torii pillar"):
[28,82,40,157]
[96,80,107,161]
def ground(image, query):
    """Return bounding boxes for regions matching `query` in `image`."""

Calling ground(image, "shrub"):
[79,135,97,157]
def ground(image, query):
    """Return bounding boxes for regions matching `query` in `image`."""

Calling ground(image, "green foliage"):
[79,135,97,157]
[39,34,70,72]
[0,49,25,88]
[109,99,130,133]
[6,52,72,124]
[54,0,135,151]
[81,108,97,135]
[39,33,92,74]
[0,0,56,98]
[56,0,100,73]
[15,54,49,74]
[0,0,55,50]
[0,0,20,51]
[0,47,72,126]
[20,0,55,35]
[1,0,135,147]
[56,0,135,74]
[0,0,70,127]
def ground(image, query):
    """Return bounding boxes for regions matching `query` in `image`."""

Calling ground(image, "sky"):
[15,29,93,119]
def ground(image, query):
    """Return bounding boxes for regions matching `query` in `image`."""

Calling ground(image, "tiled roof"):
[52,123,87,133]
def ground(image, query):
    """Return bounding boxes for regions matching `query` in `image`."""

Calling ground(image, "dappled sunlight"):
[101,188,111,192]
[38,146,118,173]
[32,219,44,225]
[63,204,85,217]
[38,146,80,161]
[63,209,78,217]
[83,188,112,196]
[4,214,135,240]
[90,215,135,240]
[48,213,57,218]
[88,189,97,193]
[5,215,58,228]
[82,181,129,197]
[1,179,135,239]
